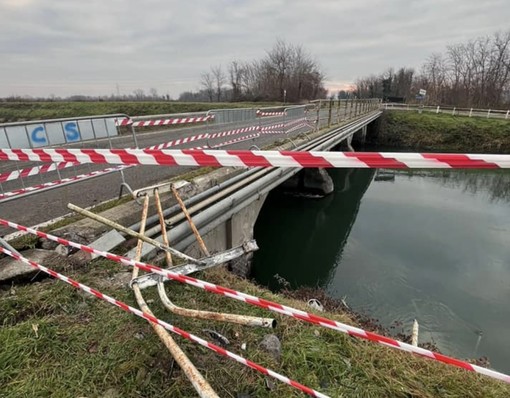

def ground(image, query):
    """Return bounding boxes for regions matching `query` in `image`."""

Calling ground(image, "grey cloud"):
[0,0,509,97]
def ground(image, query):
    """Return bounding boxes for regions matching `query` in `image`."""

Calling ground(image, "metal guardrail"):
[384,103,510,120]
[0,100,379,205]
[0,114,137,203]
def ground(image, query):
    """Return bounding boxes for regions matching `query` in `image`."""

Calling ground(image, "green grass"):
[0,101,283,123]
[374,111,510,153]
[1,264,509,397]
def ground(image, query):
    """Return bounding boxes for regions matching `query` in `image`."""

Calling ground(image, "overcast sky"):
[1,0,509,98]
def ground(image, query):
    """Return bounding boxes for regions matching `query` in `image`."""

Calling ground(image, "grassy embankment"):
[2,106,510,397]
[0,101,282,123]
[371,110,510,153]
[2,261,510,398]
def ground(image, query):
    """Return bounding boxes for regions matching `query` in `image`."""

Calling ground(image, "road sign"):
[419,89,427,96]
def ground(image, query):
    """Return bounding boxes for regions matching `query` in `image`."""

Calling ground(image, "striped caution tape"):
[1,148,509,169]
[1,218,509,385]
[0,246,329,398]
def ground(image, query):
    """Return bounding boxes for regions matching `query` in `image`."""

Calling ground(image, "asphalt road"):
[0,107,360,231]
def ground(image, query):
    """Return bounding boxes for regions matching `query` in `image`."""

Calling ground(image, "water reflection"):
[253,169,510,372]
[252,168,375,290]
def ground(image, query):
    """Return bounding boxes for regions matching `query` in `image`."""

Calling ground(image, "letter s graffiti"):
[64,122,81,142]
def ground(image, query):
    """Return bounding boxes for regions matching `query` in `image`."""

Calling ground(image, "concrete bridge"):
[0,99,382,276]
[119,108,382,277]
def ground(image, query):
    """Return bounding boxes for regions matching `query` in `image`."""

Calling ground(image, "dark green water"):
[253,168,510,373]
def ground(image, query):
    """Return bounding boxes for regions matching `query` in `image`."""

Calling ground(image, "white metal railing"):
[384,103,510,120]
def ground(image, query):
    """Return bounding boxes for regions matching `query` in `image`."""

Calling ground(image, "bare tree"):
[200,72,214,102]
[133,89,145,100]
[188,40,327,103]
[149,87,158,100]
[229,61,246,102]
[211,65,226,102]
[354,30,510,107]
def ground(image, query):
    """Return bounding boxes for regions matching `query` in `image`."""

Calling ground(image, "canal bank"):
[253,110,510,385]
[367,110,510,153]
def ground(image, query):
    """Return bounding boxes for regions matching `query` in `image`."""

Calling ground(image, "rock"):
[68,251,93,268]
[229,253,253,278]
[259,334,282,362]
[54,231,90,257]
[102,388,120,398]
[0,249,68,284]
[40,239,59,250]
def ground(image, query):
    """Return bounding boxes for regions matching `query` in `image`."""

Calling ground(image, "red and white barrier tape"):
[256,110,286,117]
[0,247,328,398]
[144,124,283,151]
[115,115,214,127]
[0,166,129,202]
[0,161,77,183]
[2,148,509,169]
[146,134,210,150]
[1,218,509,385]
[209,126,259,139]
[260,123,285,131]
[209,133,260,148]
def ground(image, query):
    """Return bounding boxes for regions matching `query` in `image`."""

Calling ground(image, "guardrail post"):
[315,102,320,132]
[328,99,333,127]
[469,108,473,117]
[452,107,456,116]
[506,110,509,119]
[487,109,491,119]
[436,106,440,114]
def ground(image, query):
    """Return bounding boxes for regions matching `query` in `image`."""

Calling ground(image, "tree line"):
[179,40,327,103]
[355,30,510,108]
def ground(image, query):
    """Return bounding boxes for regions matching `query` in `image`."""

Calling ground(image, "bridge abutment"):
[280,168,334,197]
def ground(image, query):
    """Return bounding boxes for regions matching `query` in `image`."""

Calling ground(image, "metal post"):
[3,127,25,189]
[487,109,491,119]
[59,121,67,143]
[328,99,333,127]
[171,184,209,257]
[452,107,456,116]
[436,106,440,114]
[469,108,473,117]
[67,203,203,265]
[411,319,419,347]
[315,102,320,132]
[130,196,219,398]
[506,110,509,119]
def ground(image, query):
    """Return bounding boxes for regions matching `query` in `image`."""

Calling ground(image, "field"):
[0,101,283,123]
[373,111,510,153]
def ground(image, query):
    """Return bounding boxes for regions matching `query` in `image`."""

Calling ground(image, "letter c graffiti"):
[64,122,81,142]
[31,126,47,144]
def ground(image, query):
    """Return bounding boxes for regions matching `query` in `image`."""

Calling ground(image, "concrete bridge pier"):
[352,125,368,145]
[280,169,334,197]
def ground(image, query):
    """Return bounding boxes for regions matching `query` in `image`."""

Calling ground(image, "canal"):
[253,167,510,373]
